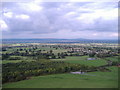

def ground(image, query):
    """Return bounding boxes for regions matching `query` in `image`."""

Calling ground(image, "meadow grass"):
[3,66,118,88]
[103,56,119,62]
[2,55,118,88]
[51,56,107,66]
[2,60,34,64]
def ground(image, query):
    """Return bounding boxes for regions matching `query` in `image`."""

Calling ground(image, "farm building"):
[87,58,96,60]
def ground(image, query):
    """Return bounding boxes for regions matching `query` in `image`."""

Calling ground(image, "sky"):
[0,0,119,39]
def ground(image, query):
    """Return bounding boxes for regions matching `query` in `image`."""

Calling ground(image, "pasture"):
[2,60,34,64]
[3,66,118,88]
[51,56,107,67]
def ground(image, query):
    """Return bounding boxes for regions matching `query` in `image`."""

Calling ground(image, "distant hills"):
[2,38,118,44]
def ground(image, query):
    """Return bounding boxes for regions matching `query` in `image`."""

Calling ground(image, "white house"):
[87,58,96,60]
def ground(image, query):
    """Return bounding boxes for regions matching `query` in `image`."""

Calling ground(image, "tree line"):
[3,60,98,83]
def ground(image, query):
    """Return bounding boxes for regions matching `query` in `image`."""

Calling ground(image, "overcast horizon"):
[1,0,118,40]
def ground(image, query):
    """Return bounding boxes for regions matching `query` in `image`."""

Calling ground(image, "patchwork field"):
[2,43,119,88]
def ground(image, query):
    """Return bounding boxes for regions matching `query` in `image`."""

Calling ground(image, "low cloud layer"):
[1,1,118,39]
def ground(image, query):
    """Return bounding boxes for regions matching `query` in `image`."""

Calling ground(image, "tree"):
[89,52,96,57]
[2,54,10,60]
[50,50,53,54]
[51,55,56,59]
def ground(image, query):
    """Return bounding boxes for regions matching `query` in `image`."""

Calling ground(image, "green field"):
[3,66,118,88]
[3,56,118,88]
[3,56,118,66]
[2,60,34,64]
[51,56,107,66]
[103,56,118,62]
[2,56,34,64]
[2,56,108,66]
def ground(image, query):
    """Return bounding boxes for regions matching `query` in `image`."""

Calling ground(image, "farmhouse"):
[87,58,96,60]
[70,48,84,52]
[70,71,85,74]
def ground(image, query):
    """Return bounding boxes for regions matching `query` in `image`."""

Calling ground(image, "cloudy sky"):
[0,0,118,39]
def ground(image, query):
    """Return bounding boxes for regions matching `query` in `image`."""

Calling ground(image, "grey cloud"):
[1,2,118,39]
[41,2,64,8]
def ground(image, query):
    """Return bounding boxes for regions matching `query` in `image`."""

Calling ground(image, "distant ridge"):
[2,38,118,44]
[2,38,118,40]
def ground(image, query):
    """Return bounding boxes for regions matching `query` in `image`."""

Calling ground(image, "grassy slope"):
[3,66,118,88]
[2,52,118,88]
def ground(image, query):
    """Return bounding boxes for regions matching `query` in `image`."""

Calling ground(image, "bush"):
[2,60,95,83]
[8,56,21,60]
